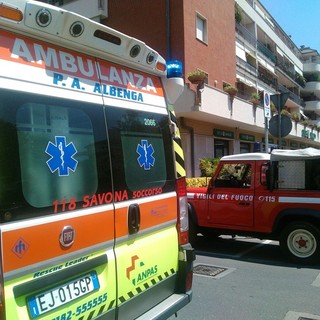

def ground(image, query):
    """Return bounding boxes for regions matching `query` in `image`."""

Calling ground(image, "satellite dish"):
[269,115,292,138]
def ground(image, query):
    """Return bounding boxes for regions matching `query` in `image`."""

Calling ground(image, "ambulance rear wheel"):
[189,218,201,245]
[188,205,199,244]
[280,222,320,264]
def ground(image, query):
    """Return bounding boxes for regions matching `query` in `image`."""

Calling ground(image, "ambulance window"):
[0,89,110,222]
[106,107,175,198]
[16,103,98,208]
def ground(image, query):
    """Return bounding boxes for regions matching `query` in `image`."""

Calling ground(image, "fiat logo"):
[60,226,75,247]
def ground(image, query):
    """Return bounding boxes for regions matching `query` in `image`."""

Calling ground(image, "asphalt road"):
[169,235,320,320]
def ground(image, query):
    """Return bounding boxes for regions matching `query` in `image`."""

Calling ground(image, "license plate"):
[27,271,99,318]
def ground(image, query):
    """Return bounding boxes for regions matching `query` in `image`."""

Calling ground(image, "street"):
[170,235,320,320]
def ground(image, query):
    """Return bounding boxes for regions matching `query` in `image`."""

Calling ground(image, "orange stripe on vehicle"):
[2,209,114,273]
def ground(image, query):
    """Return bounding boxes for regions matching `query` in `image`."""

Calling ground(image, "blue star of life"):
[45,136,78,176]
[136,139,155,170]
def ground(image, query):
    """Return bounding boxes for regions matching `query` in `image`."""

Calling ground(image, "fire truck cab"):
[188,148,320,264]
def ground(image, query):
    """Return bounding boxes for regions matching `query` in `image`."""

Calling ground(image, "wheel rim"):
[287,228,317,258]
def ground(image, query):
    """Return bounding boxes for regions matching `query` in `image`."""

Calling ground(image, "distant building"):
[41,0,320,177]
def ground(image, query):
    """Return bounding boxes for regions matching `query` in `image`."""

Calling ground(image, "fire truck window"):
[215,163,251,188]
[306,160,320,190]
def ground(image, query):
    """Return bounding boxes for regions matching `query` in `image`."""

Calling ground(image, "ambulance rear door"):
[100,62,180,319]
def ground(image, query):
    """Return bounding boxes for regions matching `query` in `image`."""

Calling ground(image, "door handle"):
[128,203,140,234]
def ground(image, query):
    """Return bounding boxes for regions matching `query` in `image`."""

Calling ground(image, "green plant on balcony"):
[235,3,242,23]
[249,92,261,106]
[281,109,290,117]
[295,72,306,88]
[290,111,300,122]
[270,101,277,114]
[223,85,238,96]
[187,69,206,84]
[300,119,310,127]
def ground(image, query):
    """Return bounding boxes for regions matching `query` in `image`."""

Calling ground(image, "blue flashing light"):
[166,60,183,78]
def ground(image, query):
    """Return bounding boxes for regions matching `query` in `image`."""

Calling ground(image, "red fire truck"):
[188,148,320,264]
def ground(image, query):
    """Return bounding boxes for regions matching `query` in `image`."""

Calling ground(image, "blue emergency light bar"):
[166,60,182,78]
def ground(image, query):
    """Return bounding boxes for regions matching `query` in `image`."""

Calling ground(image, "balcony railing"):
[235,23,256,47]
[256,42,276,63]
[236,57,257,76]
[276,60,296,82]
[257,70,277,90]
[278,83,305,107]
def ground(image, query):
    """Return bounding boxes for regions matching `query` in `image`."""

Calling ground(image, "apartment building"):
[41,0,320,177]
[301,47,320,125]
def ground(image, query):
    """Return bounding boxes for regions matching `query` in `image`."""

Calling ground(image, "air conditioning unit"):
[59,0,108,21]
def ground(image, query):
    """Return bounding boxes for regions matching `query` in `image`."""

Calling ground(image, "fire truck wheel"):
[280,222,320,264]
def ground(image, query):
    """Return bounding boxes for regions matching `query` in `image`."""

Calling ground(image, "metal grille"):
[193,264,227,278]
[278,160,305,189]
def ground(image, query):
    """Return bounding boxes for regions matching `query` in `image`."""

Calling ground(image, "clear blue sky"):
[259,0,320,52]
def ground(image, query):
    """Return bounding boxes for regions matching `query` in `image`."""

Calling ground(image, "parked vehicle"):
[0,1,194,319]
[188,148,320,264]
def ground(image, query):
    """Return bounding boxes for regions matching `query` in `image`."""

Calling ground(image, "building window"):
[214,139,229,158]
[196,13,207,43]
[240,142,251,153]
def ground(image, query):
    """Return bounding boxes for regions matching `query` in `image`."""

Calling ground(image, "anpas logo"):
[126,255,158,286]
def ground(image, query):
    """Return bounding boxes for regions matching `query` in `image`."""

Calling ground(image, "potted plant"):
[223,85,238,96]
[290,111,300,122]
[187,69,206,84]
[281,109,290,117]
[300,119,310,128]
[235,3,242,23]
[249,92,261,106]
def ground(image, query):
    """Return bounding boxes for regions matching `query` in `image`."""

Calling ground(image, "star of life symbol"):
[45,136,78,176]
[136,139,155,170]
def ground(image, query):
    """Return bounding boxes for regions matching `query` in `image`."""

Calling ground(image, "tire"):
[280,222,320,264]
[188,216,198,245]
[188,204,198,245]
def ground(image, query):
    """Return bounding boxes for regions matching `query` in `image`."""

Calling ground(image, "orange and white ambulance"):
[0,1,194,319]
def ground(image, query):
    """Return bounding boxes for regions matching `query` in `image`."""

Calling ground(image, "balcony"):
[257,42,276,63]
[305,101,320,115]
[304,82,320,96]
[235,23,256,47]
[278,84,305,107]
[304,62,320,74]
[236,57,257,76]
[275,60,296,81]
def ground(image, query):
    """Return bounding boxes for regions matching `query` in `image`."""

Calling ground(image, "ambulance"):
[0,1,194,319]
